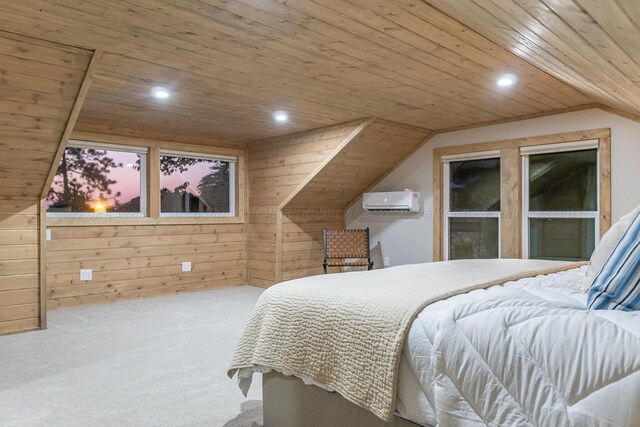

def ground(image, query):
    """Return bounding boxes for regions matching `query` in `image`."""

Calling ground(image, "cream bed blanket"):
[228,259,581,422]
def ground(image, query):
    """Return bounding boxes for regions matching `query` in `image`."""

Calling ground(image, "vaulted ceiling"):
[1,1,638,142]
[425,0,640,117]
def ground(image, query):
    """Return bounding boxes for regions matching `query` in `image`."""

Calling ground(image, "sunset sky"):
[48,151,220,208]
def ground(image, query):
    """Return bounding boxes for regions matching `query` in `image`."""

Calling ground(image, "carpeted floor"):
[0,286,264,427]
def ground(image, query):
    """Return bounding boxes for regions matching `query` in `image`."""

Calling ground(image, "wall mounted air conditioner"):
[362,190,420,212]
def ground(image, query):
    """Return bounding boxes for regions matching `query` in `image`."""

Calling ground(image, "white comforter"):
[396,266,640,427]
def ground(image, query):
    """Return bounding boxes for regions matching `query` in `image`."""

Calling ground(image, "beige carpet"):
[0,286,264,427]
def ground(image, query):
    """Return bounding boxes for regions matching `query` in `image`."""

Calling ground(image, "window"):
[435,130,610,262]
[443,152,501,260]
[159,151,235,216]
[522,141,599,261]
[47,142,146,216]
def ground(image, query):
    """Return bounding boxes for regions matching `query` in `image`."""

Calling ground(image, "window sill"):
[46,215,244,227]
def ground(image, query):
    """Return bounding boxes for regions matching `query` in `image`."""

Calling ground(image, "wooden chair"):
[323,228,374,274]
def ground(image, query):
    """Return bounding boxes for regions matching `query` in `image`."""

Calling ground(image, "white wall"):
[346,109,640,267]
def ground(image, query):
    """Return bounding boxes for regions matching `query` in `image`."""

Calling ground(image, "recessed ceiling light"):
[496,73,518,87]
[273,111,289,123]
[151,86,170,99]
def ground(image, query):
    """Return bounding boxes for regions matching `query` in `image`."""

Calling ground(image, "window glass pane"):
[449,217,499,260]
[160,155,232,214]
[47,147,143,214]
[529,218,595,261]
[529,149,597,211]
[449,158,500,212]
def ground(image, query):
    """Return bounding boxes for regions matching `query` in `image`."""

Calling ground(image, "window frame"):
[158,150,237,217]
[46,140,148,218]
[433,128,611,262]
[442,150,502,261]
[45,134,246,227]
[520,139,600,259]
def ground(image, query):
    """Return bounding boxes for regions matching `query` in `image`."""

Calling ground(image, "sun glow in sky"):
[48,150,221,208]
[47,151,142,208]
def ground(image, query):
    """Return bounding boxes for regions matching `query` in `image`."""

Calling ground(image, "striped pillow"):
[582,205,640,291]
[587,210,640,311]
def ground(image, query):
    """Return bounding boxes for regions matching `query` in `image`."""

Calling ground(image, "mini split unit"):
[362,190,421,212]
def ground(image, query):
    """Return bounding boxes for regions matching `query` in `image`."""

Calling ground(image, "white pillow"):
[582,204,640,291]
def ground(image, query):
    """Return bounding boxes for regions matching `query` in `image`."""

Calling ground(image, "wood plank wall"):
[248,121,364,286]
[0,199,40,334]
[44,135,248,308]
[45,223,247,307]
[281,210,344,282]
[0,32,92,334]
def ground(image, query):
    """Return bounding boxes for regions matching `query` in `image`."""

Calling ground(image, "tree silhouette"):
[198,161,230,212]
[160,157,231,213]
[47,148,123,212]
[160,156,202,175]
[47,151,231,214]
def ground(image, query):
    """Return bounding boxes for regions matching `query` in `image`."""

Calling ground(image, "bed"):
[229,260,640,426]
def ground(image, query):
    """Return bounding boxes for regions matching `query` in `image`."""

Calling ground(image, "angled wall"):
[0,32,94,334]
[248,120,365,286]
[248,118,432,286]
[282,119,433,211]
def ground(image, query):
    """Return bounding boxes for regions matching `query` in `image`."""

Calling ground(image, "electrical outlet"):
[383,257,390,267]
[45,229,52,241]
[181,262,192,272]
[80,269,92,281]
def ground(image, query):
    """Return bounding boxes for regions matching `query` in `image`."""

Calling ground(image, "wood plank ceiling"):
[0,0,595,142]
[425,0,640,117]
[281,118,433,211]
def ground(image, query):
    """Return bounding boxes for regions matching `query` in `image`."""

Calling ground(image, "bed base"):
[262,372,423,427]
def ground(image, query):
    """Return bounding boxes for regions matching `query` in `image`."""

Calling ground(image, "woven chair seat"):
[325,261,370,267]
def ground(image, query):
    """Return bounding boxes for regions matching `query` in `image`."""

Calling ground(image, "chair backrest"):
[324,228,371,259]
